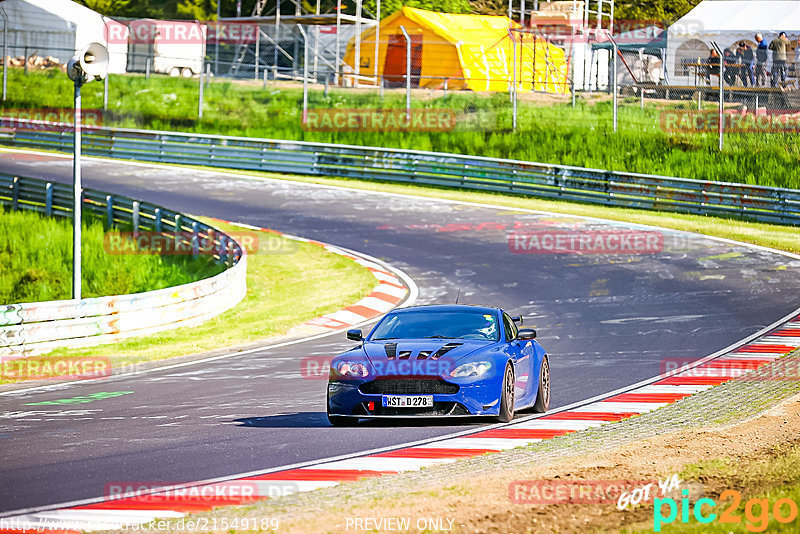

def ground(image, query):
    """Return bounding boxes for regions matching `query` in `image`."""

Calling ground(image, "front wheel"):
[496,363,515,422]
[532,356,550,413]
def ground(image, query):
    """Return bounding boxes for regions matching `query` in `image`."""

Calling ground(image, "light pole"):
[66,43,108,301]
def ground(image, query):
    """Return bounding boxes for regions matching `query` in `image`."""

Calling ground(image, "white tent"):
[667,0,800,84]
[0,0,128,74]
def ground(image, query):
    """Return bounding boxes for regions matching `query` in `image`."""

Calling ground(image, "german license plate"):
[381,395,434,408]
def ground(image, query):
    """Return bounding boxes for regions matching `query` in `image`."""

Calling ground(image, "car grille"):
[359,378,459,395]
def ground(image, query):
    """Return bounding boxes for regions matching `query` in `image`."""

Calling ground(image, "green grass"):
[3,68,800,189]
[0,205,222,303]
[0,218,377,383]
[625,445,800,533]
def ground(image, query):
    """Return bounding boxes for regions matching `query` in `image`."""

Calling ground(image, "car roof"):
[388,304,502,315]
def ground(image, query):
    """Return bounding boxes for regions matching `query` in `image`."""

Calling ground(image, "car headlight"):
[450,361,492,378]
[336,361,369,378]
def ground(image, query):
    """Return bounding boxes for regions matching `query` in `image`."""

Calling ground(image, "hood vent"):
[382,343,463,360]
[431,342,463,360]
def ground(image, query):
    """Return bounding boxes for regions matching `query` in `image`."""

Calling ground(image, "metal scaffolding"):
[218,0,379,82]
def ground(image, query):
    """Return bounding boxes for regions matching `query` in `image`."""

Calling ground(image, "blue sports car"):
[326,304,550,425]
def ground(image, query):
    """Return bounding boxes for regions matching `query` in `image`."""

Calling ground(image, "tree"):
[177,0,218,20]
[364,0,471,18]
[75,0,134,15]
[605,0,701,25]
[76,0,219,19]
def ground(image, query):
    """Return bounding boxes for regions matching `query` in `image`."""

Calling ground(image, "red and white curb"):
[4,310,798,532]
[220,220,410,336]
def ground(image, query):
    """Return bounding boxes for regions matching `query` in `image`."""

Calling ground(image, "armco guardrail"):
[0,118,799,225]
[0,173,246,358]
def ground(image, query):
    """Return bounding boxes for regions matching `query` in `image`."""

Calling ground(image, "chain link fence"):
[1,17,799,155]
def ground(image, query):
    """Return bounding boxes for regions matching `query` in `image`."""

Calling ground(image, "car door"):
[502,313,533,405]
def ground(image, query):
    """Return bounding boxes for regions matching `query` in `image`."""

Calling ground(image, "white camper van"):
[127,19,207,77]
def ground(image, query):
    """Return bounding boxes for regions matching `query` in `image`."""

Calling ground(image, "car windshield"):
[370,310,500,341]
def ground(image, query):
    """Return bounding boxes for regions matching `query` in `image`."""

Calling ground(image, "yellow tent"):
[342,7,570,94]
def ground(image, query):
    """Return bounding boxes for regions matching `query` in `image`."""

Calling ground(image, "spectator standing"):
[794,37,800,82]
[723,47,738,85]
[769,31,790,87]
[737,41,755,86]
[705,48,720,81]
[755,33,769,85]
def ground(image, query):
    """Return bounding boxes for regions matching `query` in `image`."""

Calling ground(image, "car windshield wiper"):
[422,335,451,339]
[373,337,399,341]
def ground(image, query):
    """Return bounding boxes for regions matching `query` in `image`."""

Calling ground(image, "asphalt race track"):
[2,150,800,514]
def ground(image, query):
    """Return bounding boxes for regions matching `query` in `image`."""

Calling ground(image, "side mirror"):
[516,328,536,340]
[346,329,363,342]
[511,315,524,325]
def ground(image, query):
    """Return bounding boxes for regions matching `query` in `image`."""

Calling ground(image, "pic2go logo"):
[654,489,799,532]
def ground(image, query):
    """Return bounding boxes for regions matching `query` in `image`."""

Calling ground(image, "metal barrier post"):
[72,80,82,300]
[11,175,18,209]
[1,8,7,102]
[132,200,140,239]
[510,29,518,132]
[399,26,411,121]
[219,235,228,264]
[571,60,576,107]
[611,35,618,132]
[191,221,199,256]
[154,207,162,233]
[297,25,308,126]
[334,0,341,85]
[199,63,206,119]
[711,41,724,150]
[145,57,150,79]
[374,0,380,83]
[214,2,220,76]
[106,195,113,228]
[103,75,109,110]
[45,182,53,215]
[254,27,260,80]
